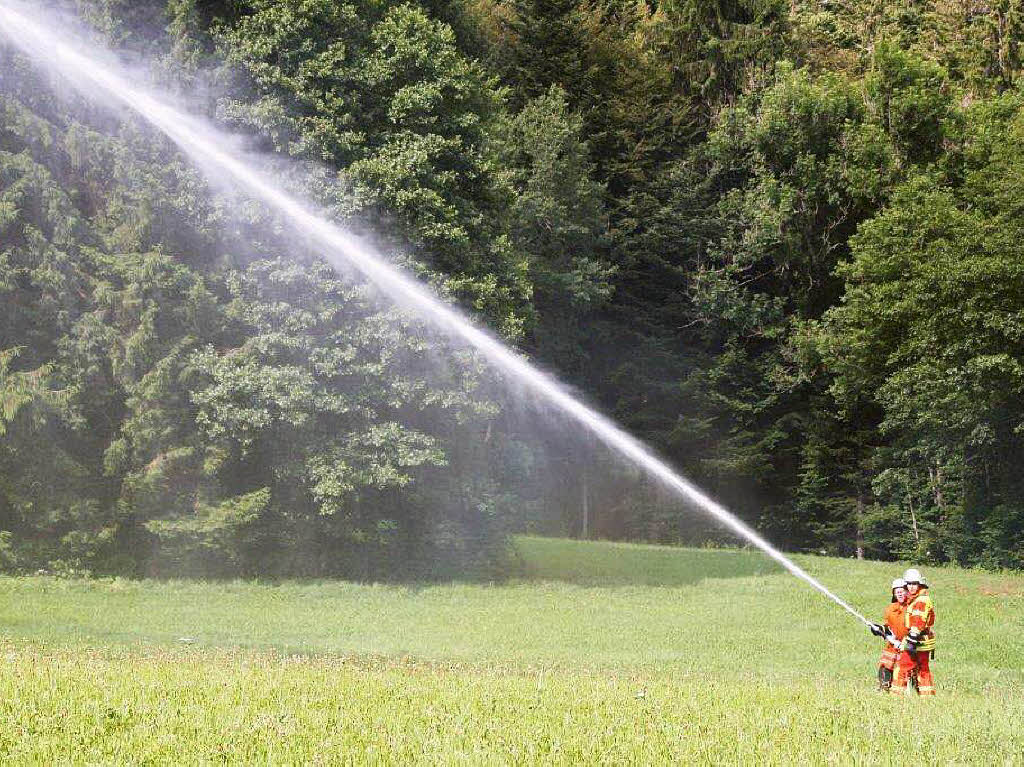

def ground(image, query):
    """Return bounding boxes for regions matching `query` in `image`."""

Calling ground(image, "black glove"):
[905,637,918,658]
[869,623,885,637]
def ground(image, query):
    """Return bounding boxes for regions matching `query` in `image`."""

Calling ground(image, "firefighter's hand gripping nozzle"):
[871,622,902,649]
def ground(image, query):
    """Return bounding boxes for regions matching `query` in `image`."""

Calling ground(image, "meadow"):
[2,536,1023,764]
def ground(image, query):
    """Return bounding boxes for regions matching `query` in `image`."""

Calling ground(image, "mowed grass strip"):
[2,536,1024,763]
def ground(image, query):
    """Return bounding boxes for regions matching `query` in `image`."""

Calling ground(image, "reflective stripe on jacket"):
[905,589,936,651]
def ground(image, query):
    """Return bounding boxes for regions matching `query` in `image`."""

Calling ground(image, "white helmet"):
[903,568,923,585]
[891,578,907,590]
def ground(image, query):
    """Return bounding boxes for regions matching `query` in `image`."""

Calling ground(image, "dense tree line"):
[2,0,1024,576]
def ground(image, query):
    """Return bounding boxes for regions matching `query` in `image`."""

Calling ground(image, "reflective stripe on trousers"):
[891,650,935,696]
[879,646,899,671]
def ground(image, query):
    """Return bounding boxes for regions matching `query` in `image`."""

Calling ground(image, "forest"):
[2,0,1024,577]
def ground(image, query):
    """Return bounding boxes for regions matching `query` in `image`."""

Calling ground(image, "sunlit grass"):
[2,536,1023,763]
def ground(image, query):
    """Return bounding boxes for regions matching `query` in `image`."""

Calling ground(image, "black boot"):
[878,666,893,691]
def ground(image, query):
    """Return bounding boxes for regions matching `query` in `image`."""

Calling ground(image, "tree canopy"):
[3,0,1024,576]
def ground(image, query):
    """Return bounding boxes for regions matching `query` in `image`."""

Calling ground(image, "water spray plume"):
[0,2,871,627]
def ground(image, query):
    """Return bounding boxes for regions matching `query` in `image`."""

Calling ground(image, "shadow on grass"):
[512,535,781,587]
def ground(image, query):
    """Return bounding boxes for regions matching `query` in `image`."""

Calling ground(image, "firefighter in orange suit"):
[874,578,909,690]
[891,568,936,696]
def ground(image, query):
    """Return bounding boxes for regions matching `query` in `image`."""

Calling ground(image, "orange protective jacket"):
[884,602,908,641]
[906,589,936,651]
[878,601,908,670]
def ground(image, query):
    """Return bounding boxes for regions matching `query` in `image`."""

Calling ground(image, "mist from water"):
[0,0,871,626]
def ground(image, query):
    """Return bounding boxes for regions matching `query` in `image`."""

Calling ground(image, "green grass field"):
[2,536,1023,764]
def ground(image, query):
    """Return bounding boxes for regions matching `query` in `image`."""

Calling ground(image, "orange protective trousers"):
[891,650,934,696]
[878,644,899,671]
